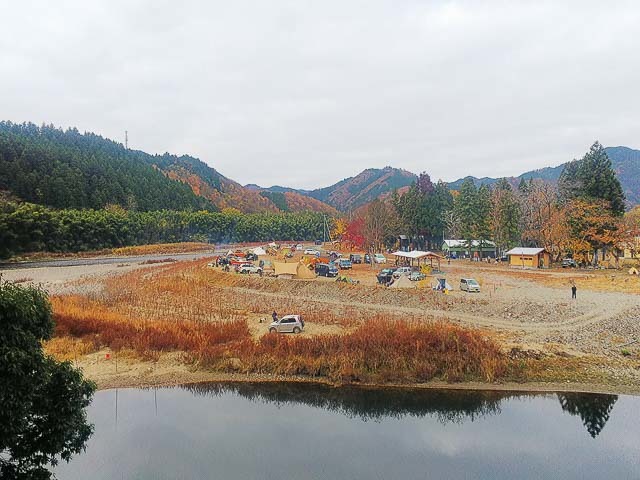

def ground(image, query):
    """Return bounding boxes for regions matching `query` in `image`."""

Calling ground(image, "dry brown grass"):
[49,260,513,384]
[11,242,213,262]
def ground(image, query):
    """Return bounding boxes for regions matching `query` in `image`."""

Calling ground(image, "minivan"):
[460,278,480,292]
[349,254,362,264]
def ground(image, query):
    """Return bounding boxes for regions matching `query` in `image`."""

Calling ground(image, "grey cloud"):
[2,1,639,189]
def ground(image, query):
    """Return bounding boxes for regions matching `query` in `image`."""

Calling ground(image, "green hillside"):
[0,122,213,211]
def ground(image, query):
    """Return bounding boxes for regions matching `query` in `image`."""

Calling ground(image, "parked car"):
[238,263,262,274]
[304,248,320,256]
[338,259,352,269]
[376,268,396,284]
[409,271,426,281]
[561,258,578,268]
[245,252,258,261]
[296,244,304,251]
[349,254,362,264]
[460,278,481,292]
[393,266,412,278]
[315,263,339,277]
[374,253,387,264]
[314,239,323,245]
[364,253,372,264]
[269,314,305,334]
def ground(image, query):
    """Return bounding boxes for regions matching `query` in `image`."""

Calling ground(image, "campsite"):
[4,239,639,394]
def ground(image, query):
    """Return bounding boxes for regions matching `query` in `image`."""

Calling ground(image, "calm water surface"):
[54,383,640,479]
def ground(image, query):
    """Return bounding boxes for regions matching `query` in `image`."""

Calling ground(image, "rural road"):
[0,252,218,270]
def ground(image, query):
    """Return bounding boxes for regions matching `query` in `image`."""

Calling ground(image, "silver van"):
[460,278,480,292]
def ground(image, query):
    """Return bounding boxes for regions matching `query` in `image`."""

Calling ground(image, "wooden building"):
[505,247,551,269]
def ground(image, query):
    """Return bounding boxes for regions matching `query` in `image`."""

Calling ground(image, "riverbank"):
[59,348,640,396]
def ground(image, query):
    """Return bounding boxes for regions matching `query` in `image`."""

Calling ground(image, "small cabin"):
[505,247,551,269]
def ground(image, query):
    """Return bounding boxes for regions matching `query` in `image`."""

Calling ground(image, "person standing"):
[571,284,577,299]
[272,311,278,322]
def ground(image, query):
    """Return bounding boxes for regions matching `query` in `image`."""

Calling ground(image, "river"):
[53,383,640,479]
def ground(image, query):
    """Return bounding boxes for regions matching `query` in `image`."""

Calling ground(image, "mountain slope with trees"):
[0,122,337,215]
[254,167,417,211]
[448,146,639,207]
[0,122,213,211]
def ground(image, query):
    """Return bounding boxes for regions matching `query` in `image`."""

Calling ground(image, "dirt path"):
[220,283,634,337]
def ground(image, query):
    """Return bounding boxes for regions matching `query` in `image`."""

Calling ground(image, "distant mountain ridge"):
[251,166,417,211]
[447,146,640,206]
[2,121,638,213]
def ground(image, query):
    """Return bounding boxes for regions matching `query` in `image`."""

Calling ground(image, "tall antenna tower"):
[125,130,128,150]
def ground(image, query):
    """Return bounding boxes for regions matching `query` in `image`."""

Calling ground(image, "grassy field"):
[48,260,513,384]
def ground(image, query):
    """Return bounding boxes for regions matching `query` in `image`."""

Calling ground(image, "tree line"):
[0,202,327,258]
[340,142,636,265]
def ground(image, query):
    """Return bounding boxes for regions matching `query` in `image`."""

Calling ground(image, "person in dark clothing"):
[272,311,278,322]
[571,285,577,299]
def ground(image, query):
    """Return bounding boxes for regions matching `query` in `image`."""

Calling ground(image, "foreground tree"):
[0,281,95,479]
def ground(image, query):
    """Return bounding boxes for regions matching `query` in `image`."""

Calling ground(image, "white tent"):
[389,275,415,289]
[251,246,267,256]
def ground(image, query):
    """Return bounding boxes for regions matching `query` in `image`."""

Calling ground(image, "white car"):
[304,249,320,256]
[269,314,305,334]
[393,266,412,278]
[374,253,387,264]
[238,263,262,274]
[296,244,304,251]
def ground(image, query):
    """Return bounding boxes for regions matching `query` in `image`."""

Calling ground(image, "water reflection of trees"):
[182,382,521,424]
[182,383,620,435]
[557,393,618,438]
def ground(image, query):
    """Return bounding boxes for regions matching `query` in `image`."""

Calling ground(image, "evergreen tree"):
[454,178,478,254]
[559,141,625,215]
[491,178,521,255]
[474,184,492,258]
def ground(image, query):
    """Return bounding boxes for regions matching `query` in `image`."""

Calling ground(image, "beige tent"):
[389,275,415,289]
[274,262,298,278]
[629,267,639,275]
[296,262,316,279]
[273,261,315,280]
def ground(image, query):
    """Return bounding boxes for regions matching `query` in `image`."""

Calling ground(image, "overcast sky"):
[2,1,639,189]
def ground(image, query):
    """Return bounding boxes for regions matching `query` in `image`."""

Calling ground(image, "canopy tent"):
[390,250,444,270]
[250,246,267,256]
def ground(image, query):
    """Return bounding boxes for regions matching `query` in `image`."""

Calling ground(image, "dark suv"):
[561,258,578,268]
[315,263,338,277]
[376,268,396,284]
[349,254,362,264]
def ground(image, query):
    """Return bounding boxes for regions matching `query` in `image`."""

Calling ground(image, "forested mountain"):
[155,154,338,214]
[254,167,417,211]
[448,147,640,207]
[0,122,212,211]
[0,122,337,214]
